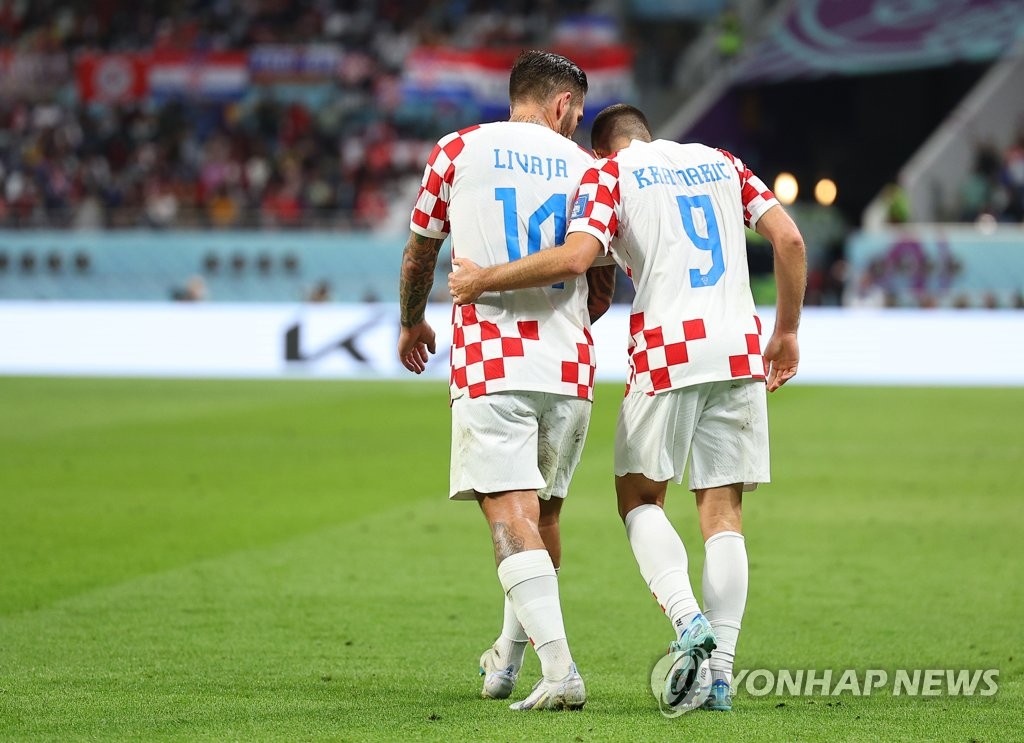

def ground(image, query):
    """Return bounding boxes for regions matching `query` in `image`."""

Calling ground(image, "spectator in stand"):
[1000,133,1024,222]
[959,134,1024,224]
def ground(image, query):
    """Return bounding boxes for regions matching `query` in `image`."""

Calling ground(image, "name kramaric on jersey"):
[492,148,570,181]
[633,160,733,190]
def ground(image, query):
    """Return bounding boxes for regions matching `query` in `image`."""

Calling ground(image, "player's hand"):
[764,331,799,392]
[448,258,485,305]
[398,321,436,374]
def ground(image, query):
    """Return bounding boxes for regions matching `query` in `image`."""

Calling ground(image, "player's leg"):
[538,496,563,569]
[696,484,746,710]
[476,489,539,698]
[451,391,585,709]
[687,379,769,710]
[534,392,591,574]
[615,387,709,640]
[616,386,718,710]
[479,491,583,710]
[486,496,562,694]
[497,394,590,710]
[616,474,707,639]
[451,392,548,699]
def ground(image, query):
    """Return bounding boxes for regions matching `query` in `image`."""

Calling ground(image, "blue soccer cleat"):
[702,679,733,711]
[668,614,717,661]
[663,614,717,709]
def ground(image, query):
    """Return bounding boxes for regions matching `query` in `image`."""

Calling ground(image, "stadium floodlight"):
[814,178,837,207]
[774,172,798,205]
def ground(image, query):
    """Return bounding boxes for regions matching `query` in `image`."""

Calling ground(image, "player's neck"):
[509,108,554,132]
[611,134,650,152]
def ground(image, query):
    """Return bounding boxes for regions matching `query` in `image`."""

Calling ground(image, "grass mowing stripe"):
[0,378,451,615]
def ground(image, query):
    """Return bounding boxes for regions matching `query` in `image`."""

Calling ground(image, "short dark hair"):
[591,104,651,154]
[509,50,588,106]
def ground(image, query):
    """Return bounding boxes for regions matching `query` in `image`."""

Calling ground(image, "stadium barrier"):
[0,231,406,303]
[1,303,1021,385]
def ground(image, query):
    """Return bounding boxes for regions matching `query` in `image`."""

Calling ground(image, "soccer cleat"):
[479,646,518,700]
[508,663,586,711]
[702,679,733,711]
[665,614,717,705]
[669,613,717,658]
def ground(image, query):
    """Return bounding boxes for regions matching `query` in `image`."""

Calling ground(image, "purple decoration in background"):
[736,0,1023,83]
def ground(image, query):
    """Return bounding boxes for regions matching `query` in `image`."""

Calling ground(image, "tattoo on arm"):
[491,521,526,563]
[586,264,616,324]
[399,233,443,327]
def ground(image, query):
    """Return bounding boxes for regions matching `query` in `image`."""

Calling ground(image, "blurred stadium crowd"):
[0,0,1021,310]
[0,0,600,230]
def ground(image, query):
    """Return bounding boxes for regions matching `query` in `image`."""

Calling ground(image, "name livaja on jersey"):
[493,148,569,181]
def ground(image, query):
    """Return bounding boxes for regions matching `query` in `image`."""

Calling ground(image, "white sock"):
[702,530,748,686]
[492,566,558,673]
[492,596,529,672]
[624,504,701,638]
[497,550,573,681]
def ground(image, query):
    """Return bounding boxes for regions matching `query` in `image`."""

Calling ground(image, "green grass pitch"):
[1,378,1022,741]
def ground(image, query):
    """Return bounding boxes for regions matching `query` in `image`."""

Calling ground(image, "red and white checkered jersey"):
[567,139,779,395]
[410,122,597,401]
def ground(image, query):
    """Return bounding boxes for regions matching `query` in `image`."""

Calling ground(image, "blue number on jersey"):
[495,187,567,288]
[677,194,725,288]
[494,188,567,260]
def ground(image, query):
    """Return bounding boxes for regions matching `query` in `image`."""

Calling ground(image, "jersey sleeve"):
[566,158,621,251]
[410,131,467,239]
[717,149,778,229]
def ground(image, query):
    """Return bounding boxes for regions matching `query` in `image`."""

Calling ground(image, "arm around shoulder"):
[449,231,605,304]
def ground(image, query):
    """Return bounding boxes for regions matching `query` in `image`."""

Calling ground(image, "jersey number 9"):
[677,194,725,288]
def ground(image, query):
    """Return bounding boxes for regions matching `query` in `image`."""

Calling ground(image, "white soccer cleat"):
[479,646,518,700]
[509,663,586,711]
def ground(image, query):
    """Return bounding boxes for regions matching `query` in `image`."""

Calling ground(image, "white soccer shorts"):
[614,379,770,491]
[450,391,591,501]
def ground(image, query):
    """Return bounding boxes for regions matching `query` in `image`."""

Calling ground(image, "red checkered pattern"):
[410,124,481,238]
[717,148,777,228]
[450,304,541,398]
[627,311,708,394]
[560,327,596,399]
[566,156,621,248]
[728,314,767,380]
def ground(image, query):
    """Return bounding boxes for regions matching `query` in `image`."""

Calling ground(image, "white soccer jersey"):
[411,122,597,401]
[567,139,779,395]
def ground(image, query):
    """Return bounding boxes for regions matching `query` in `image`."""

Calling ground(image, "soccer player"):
[447,103,807,712]
[398,51,612,711]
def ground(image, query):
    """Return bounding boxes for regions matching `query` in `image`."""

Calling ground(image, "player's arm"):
[400,131,456,374]
[754,204,807,392]
[398,231,444,374]
[585,263,616,324]
[448,232,603,304]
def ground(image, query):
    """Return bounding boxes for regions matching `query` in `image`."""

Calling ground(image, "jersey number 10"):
[677,194,725,288]
[494,188,567,261]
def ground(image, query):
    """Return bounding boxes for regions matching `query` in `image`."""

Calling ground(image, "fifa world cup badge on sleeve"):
[571,194,589,219]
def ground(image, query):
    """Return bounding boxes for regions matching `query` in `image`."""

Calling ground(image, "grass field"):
[1,378,1022,741]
